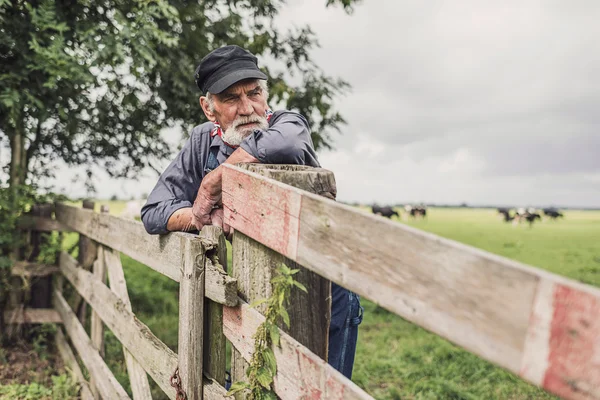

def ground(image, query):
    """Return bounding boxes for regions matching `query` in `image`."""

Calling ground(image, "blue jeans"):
[328,282,363,379]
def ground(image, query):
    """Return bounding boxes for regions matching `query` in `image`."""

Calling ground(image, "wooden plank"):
[203,377,229,400]
[178,235,205,400]
[53,289,130,399]
[222,164,600,399]
[28,204,54,308]
[230,229,279,399]
[55,328,95,400]
[55,203,238,306]
[104,246,153,400]
[18,216,71,232]
[90,247,107,400]
[75,200,97,325]
[238,164,332,359]
[59,251,178,400]
[11,262,59,277]
[201,226,227,386]
[4,308,62,324]
[224,301,373,400]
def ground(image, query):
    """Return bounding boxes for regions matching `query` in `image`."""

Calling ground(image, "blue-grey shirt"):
[141,110,320,234]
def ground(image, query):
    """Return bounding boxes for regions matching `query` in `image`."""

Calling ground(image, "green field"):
[13,205,600,399]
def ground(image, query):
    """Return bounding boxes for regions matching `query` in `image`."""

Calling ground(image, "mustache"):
[232,115,266,128]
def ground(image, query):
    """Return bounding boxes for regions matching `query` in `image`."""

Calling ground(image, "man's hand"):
[190,147,258,233]
[192,180,221,231]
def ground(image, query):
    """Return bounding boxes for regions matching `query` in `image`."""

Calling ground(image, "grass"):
[17,202,600,399]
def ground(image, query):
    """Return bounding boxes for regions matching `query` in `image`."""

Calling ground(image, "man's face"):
[201,79,269,145]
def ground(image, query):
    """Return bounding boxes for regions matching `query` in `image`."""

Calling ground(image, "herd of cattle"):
[497,207,564,225]
[372,205,428,219]
[371,204,565,226]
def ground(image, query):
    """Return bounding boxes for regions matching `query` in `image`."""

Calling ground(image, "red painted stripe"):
[222,166,300,259]
[543,284,600,399]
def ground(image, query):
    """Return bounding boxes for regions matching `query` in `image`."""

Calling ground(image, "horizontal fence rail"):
[55,204,237,306]
[12,163,600,400]
[221,163,600,400]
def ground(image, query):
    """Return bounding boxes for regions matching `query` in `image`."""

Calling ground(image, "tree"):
[0,0,360,190]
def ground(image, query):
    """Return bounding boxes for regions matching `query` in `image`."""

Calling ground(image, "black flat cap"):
[194,45,267,94]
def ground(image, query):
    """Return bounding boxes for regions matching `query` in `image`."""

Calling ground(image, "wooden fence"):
[7,163,600,400]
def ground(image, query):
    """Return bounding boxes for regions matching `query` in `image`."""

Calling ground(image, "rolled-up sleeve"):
[141,128,206,234]
[240,111,320,167]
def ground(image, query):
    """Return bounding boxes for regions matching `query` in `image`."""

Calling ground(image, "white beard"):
[221,115,269,146]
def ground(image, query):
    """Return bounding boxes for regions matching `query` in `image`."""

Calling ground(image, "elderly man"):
[141,45,362,380]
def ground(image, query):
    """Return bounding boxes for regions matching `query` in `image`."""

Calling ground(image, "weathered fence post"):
[90,205,108,400]
[101,204,152,400]
[76,199,97,324]
[28,203,54,308]
[177,235,206,400]
[202,226,227,386]
[230,164,336,397]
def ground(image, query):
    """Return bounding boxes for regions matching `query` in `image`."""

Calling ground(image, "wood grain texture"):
[59,251,178,400]
[75,201,97,325]
[4,308,61,324]
[223,301,373,400]
[53,289,130,400]
[177,236,205,400]
[222,164,600,399]
[55,203,237,305]
[55,328,95,400]
[222,164,538,373]
[103,246,152,400]
[27,204,54,308]
[230,230,281,400]
[201,226,227,386]
[236,164,332,359]
[18,216,71,232]
[91,248,107,356]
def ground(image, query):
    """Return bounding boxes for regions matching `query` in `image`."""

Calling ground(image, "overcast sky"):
[38,1,600,207]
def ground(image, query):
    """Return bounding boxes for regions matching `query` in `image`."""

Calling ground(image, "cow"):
[513,208,541,226]
[497,208,514,222]
[543,208,564,220]
[372,205,399,219]
[405,205,427,219]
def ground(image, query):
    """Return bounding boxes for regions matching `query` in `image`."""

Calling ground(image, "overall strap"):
[204,144,220,175]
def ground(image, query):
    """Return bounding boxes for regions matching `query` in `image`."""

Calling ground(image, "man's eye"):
[249,91,260,97]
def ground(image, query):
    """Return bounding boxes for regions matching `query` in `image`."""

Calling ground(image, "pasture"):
[6,203,599,399]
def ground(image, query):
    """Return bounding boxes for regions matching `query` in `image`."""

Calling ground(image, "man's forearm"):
[167,207,196,232]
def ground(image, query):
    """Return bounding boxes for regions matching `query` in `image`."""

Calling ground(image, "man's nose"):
[238,96,253,115]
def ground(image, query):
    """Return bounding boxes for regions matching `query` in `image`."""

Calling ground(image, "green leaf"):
[269,324,280,347]
[292,280,307,293]
[226,381,250,396]
[256,368,273,389]
[279,307,290,328]
[278,291,285,308]
[250,298,269,308]
[263,348,277,375]
[279,263,291,275]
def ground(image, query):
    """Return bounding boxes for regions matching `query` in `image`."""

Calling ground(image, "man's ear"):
[199,96,217,122]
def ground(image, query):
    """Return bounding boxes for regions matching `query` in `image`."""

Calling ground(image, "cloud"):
[12,0,599,208]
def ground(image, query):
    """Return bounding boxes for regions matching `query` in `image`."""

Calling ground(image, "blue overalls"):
[206,145,363,380]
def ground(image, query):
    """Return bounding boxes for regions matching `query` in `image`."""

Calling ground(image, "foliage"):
[0,374,79,400]
[227,263,307,399]
[0,180,66,343]
[0,0,360,189]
